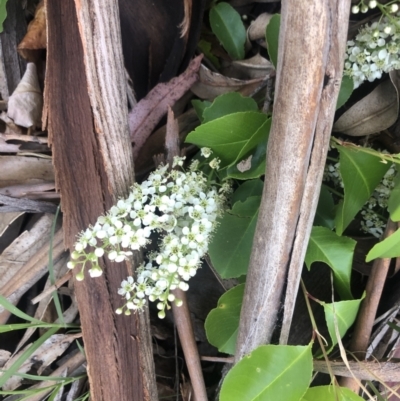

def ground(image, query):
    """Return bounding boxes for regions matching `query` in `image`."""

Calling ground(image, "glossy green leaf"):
[203,92,258,123]
[0,0,7,33]
[185,112,268,167]
[322,297,363,353]
[205,284,244,355]
[335,145,390,235]
[220,344,312,401]
[388,167,400,221]
[209,2,246,60]
[231,179,264,204]
[366,227,400,262]
[226,141,267,180]
[301,386,365,401]
[265,14,280,68]
[209,196,260,278]
[336,76,354,110]
[192,99,211,123]
[198,39,220,69]
[305,226,356,300]
[314,186,335,229]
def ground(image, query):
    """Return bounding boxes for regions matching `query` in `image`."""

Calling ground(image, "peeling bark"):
[235,0,351,361]
[44,1,157,400]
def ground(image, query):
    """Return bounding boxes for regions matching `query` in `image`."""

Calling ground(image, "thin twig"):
[164,109,208,401]
[341,219,397,392]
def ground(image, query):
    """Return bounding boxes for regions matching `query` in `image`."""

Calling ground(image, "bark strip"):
[44,1,157,400]
[235,0,351,361]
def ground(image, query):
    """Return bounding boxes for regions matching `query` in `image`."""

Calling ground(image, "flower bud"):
[368,0,377,8]
[351,5,360,13]
[175,298,183,307]
[158,310,166,319]
[116,308,123,314]
[391,3,399,12]
[76,271,85,281]
[67,261,75,269]
[360,4,368,12]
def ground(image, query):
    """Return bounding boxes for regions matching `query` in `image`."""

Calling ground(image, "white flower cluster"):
[324,161,397,237]
[361,164,396,237]
[345,4,400,88]
[67,156,231,318]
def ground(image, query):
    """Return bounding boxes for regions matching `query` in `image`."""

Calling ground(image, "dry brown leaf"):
[221,53,274,80]
[129,55,202,159]
[333,79,398,136]
[7,63,43,128]
[18,0,46,56]
[191,64,267,100]
[248,13,273,42]
[0,219,64,324]
[2,333,80,391]
[0,155,54,188]
[0,350,11,367]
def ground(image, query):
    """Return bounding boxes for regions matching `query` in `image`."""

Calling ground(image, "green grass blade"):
[0,323,79,333]
[0,296,43,324]
[0,327,58,388]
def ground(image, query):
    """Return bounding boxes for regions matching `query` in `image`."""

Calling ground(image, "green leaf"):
[0,0,7,33]
[202,92,258,124]
[314,186,335,229]
[192,99,211,123]
[0,323,78,333]
[322,297,363,353]
[198,39,220,69]
[205,284,244,355]
[301,386,365,401]
[0,295,43,324]
[336,76,354,110]
[209,2,246,60]
[209,196,260,278]
[335,145,390,235]
[388,167,400,222]
[265,14,280,68]
[366,227,400,262]
[185,111,268,167]
[305,226,356,300]
[226,140,267,180]
[231,179,264,204]
[220,344,312,401]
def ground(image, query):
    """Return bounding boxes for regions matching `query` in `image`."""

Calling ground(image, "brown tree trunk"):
[44,1,157,400]
[235,0,351,362]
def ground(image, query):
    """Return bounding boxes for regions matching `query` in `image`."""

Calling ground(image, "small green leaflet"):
[198,39,220,69]
[366,226,400,262]
[314,186,335,229]
[220,344,312,401]
[336,76,354,110]
[265,14,280,68]
[335,145,390,235]
[388,166,400,221]
[185,111,269,168]
[209,2,246,60]
[321,297,363,353]
[191,99,211,123]
[205,284,244,355]
[305,226,356,300]
[208,196,260,278]
[301,386,365,401]
[0,0,7,33]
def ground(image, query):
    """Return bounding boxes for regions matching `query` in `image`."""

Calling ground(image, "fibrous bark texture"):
[44,1,157,400]
[235,0,351,362]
